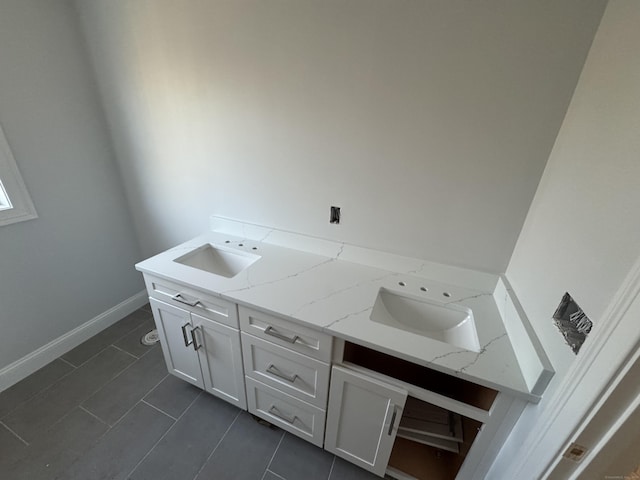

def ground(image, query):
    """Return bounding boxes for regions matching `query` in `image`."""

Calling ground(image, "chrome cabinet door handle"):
[172,293,204,308]
[268,405,298,425]
[264,325,300,344]
[191,326,202,351]
[387,405,398,436]
[266,364,299,383]
[181,324,194,347]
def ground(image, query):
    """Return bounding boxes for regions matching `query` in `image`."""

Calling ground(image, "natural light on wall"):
[0,123,37,226]
[0,177,12,211]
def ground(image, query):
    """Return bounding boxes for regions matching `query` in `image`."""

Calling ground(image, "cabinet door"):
[150,298,203,388]
[193,313,247,409]
[325,365,407,477]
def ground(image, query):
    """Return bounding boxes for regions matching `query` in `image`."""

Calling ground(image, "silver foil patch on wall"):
[553,292,592,355]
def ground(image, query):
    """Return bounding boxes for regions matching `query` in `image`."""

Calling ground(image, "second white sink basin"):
[174,244,261,278]
[370,288,480,352]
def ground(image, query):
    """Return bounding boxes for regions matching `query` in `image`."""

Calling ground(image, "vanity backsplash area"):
[135,216,553,480]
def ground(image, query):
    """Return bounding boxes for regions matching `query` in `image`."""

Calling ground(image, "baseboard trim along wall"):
[0,290,148,393]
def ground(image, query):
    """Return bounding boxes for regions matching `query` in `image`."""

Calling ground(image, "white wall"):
[505,0,640,381]
[490,0,640,477]
[75,0,605,273]
[0,0,143,369]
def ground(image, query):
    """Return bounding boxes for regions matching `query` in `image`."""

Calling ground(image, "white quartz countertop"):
[136,230,536,400]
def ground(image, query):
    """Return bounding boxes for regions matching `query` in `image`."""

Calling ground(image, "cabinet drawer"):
[246,377,325,447]
[144,274,239,328]
[241,333,330,408]
[239,306,332,362]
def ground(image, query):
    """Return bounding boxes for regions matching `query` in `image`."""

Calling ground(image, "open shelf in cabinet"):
[342,342,497,412]
[387,394,483,480]
[338,342,495,479]
[398,397,463,453]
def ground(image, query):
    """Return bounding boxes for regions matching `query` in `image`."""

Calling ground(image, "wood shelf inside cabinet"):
[400,397,463,442]
[388,415,483,480]
[396,429,460,454]
[388,437,457,480]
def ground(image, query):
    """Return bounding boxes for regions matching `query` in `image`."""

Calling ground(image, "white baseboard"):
[0,290,148,393]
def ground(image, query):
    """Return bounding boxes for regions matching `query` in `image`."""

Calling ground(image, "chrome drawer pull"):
[268,405,298,425]
[388,406,398,436]
[191,326,202,351]
[266,364,299,383]
[181,324,194,347]
[172,293,204,308]
[264,325,300,344]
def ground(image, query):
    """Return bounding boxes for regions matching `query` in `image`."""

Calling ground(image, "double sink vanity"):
[135,218,553,480]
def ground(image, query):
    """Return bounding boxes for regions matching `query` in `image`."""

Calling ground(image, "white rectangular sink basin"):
[370,288,480,352]
[174,244,261,278]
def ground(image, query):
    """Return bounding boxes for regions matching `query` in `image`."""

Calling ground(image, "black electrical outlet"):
[330,206,341,224]
[553,292,592,355]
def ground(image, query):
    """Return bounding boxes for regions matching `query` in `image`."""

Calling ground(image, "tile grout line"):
[73,374,172,451]
[103,372,171,428]
[11,343,135,423]
[326,456,336,480]
[38,320,158,476]
[133,342,160,361]
[61,345,110,369]
[110,344,140,359]
[191,409,243,480]
[125,391,204,479]
[113,319,157,352]
[78,405,111,427]
[72,353,142,421]
[49,324,158,474]
[2,378,100,445]
[265,469,287,480]
[22,342,143,425]
[47,344,138,418]
[29,398,112,446]
[58,356,78,369]
[2,311,153,419]
[62,311,152,368]
[0,358,85,421]
[261,431,286,480]
[140,399,178,421]
[108,314,155,349]
[0,420,29,446]
[0,312,154,457]
[62,330,136,369]
[78,339,165,416]
[141,373,170,399]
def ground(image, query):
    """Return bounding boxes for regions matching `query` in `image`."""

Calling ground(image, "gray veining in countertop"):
[136,218,548,401]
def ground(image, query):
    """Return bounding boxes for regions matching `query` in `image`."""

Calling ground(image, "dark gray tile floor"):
[0,305,378,480]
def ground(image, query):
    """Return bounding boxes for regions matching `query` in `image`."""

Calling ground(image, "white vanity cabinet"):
[134,231,549,480]
[239,306,332,447]
[145,276,246,410]
[142,272,529,479]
